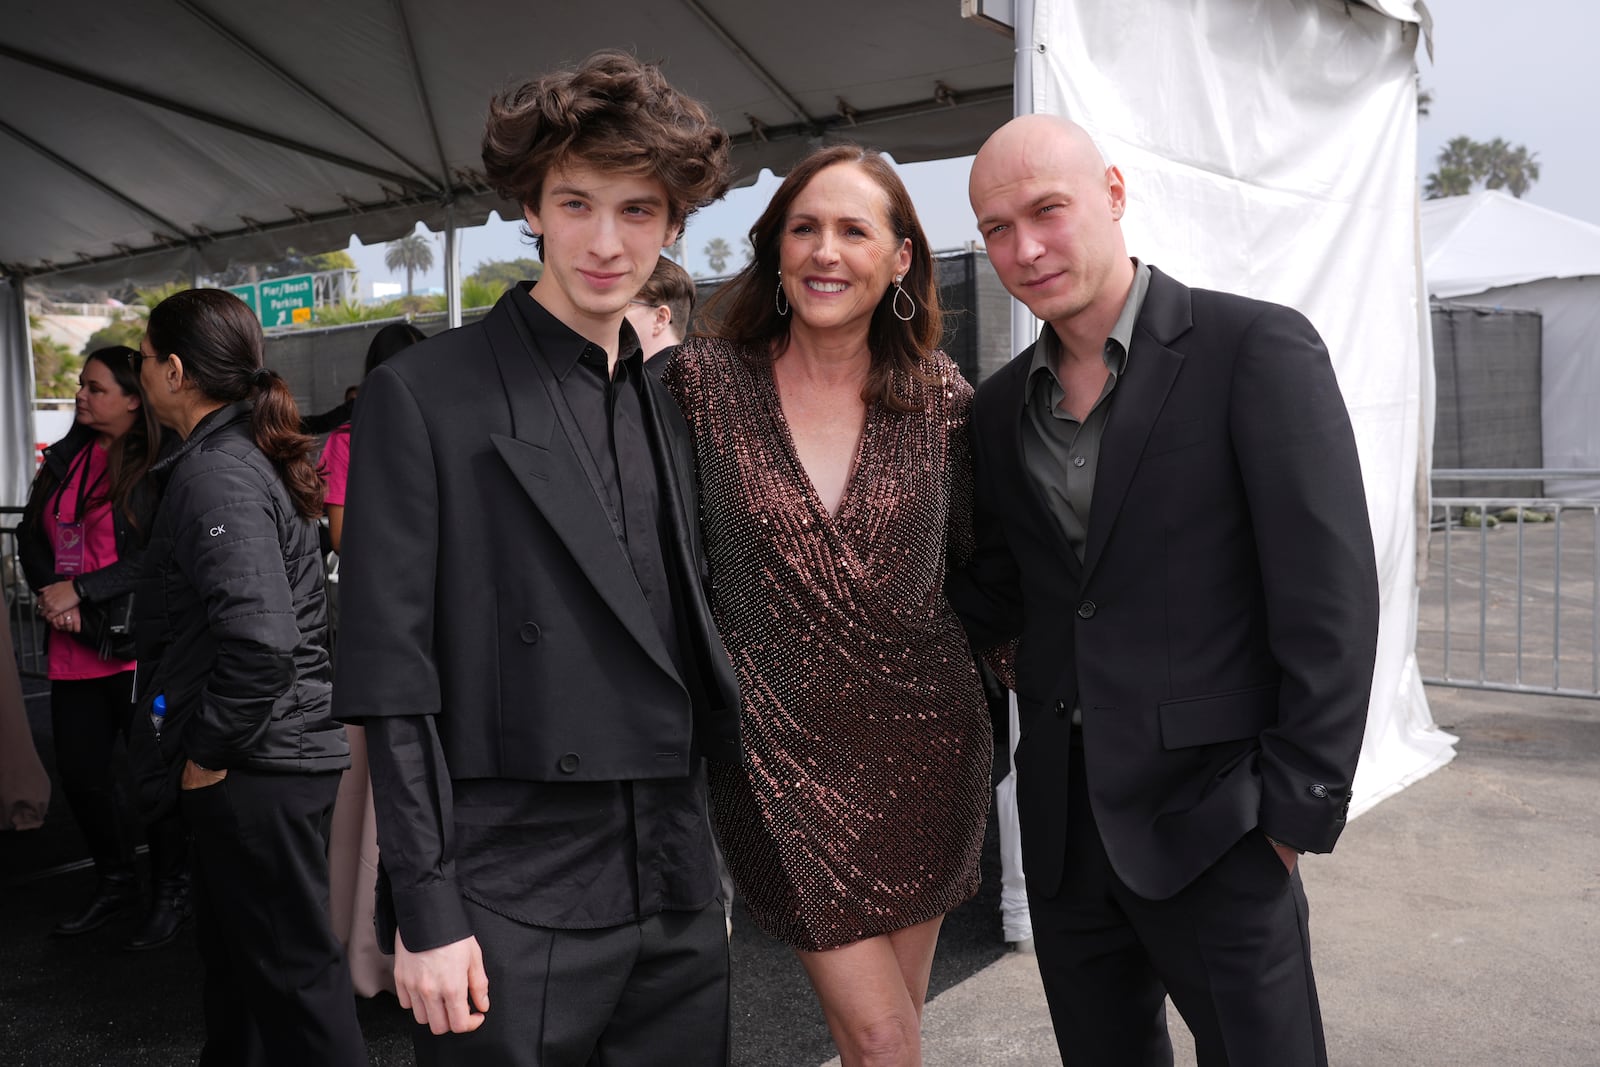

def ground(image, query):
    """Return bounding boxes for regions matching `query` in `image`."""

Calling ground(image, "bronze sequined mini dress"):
[666,338,992,952]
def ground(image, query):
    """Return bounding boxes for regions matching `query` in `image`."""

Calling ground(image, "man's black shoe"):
[51,875,140,937]
[123,882,193,951]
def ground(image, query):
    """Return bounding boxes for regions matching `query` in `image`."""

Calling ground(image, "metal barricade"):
[1423,470,1600,700]
[1,507,48,678]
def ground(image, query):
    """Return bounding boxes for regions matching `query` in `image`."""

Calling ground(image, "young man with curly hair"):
[335,51,740,1065]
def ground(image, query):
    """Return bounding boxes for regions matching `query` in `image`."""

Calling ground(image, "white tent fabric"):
[1422,192,1600,498]
[1423,190,1600,298]
[1029,0,1456,817]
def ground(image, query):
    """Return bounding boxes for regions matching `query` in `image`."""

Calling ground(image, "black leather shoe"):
[123,883,192,951]
[52,875,140,937]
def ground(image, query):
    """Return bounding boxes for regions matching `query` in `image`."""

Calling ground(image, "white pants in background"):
[997,691,1032,944]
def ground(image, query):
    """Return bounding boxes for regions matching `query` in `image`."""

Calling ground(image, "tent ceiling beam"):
[391,0,452,190]
[0,42,435,194]
[679,0,819,132]
[1,185,465,280]
[176,0,441,190]
[0,118,187,243]
[729,83,1012,150]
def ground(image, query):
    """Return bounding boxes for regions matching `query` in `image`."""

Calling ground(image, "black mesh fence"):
[1431,301,1543,498]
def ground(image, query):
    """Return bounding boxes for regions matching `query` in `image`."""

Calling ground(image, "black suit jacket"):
[950,266,1379,902]
[334,291,740,779]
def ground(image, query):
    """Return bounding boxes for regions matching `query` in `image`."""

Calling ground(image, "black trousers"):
[183,768,366,1067]
[1030,734,1326,1067]
[415,899,730,1067]
[50,673,187,884]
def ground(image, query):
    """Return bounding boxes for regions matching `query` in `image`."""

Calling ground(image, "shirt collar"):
[509,282,644,381]
[1026,258,1151,399]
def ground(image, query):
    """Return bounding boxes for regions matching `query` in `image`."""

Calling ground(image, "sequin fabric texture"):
[666,338,993,952]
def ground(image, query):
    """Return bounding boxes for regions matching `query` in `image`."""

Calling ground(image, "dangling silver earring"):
[891,275,916,322]
[775,270,790,316]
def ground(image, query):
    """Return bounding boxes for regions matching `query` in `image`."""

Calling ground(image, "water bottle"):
[150,694,166,741]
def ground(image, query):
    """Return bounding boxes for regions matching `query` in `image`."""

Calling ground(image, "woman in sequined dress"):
[664,144,991,1066]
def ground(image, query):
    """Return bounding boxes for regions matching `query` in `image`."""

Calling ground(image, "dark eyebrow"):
[788,211,876,227]
[547,184,667,209]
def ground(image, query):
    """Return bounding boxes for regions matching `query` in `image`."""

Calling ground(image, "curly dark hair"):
[699,144,943,414]
[482,49,732,252]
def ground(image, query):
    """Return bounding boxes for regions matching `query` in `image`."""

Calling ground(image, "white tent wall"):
[1028,0,1455,816]
[1421,188,1600,500]
[1448,277,1600,499]
[1,280,34,510]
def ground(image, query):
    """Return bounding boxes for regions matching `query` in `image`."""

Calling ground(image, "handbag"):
[70,593,137,662]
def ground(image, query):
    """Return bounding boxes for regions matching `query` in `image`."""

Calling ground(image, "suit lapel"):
[482,299,681,683]
[1081,269,1192,583]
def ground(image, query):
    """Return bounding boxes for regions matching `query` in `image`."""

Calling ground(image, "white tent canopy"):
[1422,191,1600,497]
[1026,0,1455,816]
[1424,190,1600,298]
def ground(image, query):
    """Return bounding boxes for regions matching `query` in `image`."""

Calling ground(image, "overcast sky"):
[349,0,1600,294]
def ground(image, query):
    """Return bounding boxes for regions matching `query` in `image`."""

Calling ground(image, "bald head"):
[969,115,1110,216]
[968,114,1132,340]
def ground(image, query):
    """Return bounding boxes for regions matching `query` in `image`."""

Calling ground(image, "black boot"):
[123,878,193,952]
[52,873,140,937]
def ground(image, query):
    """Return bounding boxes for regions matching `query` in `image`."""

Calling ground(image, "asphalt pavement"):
[4,679,1595,1065]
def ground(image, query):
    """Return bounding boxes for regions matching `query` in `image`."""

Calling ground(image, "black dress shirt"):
[364,286,716,952]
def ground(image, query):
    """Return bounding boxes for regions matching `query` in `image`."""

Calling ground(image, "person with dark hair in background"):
[133,289,364,1066]
[302,323,426,436]
[20,345,190,949]
[625,255,696,375]
[335,50,738,1065]
[321,320,427,554]
[320,318,427,998]
[665,143,992,1067]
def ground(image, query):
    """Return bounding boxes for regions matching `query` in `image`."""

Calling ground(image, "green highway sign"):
[257,273,314,327]
[226,283,259,316]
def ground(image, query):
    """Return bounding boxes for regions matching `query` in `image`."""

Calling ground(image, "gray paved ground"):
[11,682,1585,1065]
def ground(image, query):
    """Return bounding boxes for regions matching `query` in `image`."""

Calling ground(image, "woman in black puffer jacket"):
[132,289,365,1066]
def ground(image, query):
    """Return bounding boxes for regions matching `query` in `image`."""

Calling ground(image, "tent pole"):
[1009,0,1039,362]
[444,203,462,329]
[2,275,36,508]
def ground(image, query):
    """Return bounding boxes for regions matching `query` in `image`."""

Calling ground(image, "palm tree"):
[703,237,733,274]
[385,233,435,297]
[1484,141,1541,198]
[1502,146,1540,198]
[1424,136,1542,201]
[1436,136,1481,176]
[1424,165,1474,200]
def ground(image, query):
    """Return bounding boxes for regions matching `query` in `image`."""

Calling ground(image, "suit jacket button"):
[1077,600,1096,619]
[519,622,541,644]
[558,753,580,774]
[1309,783,1329,798]
[1055,700,1068,717]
